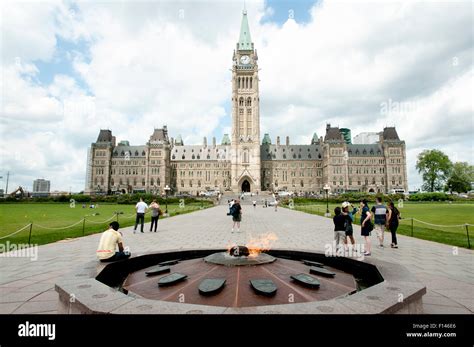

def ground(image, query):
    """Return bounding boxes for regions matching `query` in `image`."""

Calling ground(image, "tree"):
[416,150,452,192]
[446,162,473,193]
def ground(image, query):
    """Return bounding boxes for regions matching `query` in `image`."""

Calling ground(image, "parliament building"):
[85,11,408,196]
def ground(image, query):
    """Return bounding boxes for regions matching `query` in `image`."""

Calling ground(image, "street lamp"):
[164,185,171,215]
[323,183,331,217]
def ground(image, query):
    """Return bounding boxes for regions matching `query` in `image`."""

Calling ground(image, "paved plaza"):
[0,205,473,314]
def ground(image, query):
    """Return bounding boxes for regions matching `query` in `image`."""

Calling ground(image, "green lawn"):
[0,202,212,247]
[286,202,474,249]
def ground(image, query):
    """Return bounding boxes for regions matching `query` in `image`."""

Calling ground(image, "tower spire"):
[237,9,253,51]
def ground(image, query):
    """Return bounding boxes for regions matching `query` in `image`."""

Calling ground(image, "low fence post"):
[411,218,414,237]
[82,217,86,236]
[27,223,33,245]
[465,224,471,249]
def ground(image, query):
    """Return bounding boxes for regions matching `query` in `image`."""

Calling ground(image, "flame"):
[246,233,278,257]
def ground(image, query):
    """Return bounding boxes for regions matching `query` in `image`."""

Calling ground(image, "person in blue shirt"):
[342,201,357,249]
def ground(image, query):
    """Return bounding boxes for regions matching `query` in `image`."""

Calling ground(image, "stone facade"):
[85,11,408,196]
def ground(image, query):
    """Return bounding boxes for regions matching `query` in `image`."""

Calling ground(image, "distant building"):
[353,132,381,145]
[32,179,50,197]
[340,128,352,144]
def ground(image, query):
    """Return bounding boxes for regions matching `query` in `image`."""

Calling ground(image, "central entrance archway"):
[241,180,250,192]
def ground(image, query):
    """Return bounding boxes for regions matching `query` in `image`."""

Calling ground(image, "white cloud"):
[0,0,472,192]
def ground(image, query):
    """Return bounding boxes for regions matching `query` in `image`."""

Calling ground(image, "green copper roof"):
[262,133,272,145]
[311,133,319,145]
[221,134,231,145]
[238,10,253,51]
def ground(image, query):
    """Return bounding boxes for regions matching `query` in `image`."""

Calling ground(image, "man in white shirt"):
[96,222,130,262]
[134,198,148,233]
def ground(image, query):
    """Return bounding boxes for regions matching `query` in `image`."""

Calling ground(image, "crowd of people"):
[333,196,400,256]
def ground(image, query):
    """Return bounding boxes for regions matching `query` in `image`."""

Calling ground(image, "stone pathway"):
[0,205,472,314]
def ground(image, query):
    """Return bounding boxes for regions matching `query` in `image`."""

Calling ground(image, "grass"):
[0,202,213,247]
[286,202,474,249]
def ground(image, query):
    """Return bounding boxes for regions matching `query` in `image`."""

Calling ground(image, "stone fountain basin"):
[55,248,426,314]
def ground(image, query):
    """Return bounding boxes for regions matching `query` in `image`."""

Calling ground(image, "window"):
[239,97,244,106]
[243,150,249,163]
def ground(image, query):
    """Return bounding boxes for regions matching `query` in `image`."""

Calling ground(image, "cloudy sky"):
[0,0,472,192]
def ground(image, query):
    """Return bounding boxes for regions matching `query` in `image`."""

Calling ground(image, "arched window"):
[157,178,160,186]
[246,97,252,107]
[150,178,154,186]
[111,178,114,186]
[238,77,241,89]
[239,97,244,106]
[135,150,139,156]
[250,77,252,89]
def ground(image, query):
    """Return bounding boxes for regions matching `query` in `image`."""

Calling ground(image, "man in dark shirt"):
[333,207,346,250]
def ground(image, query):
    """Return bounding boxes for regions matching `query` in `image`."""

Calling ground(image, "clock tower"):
[231,10,261,193]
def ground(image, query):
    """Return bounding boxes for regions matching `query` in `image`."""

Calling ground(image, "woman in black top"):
[387,201,400,248]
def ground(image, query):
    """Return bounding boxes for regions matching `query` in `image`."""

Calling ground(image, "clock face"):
[240,55,250,65]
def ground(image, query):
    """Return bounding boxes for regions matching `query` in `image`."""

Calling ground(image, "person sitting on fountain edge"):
[96,221,131,262]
